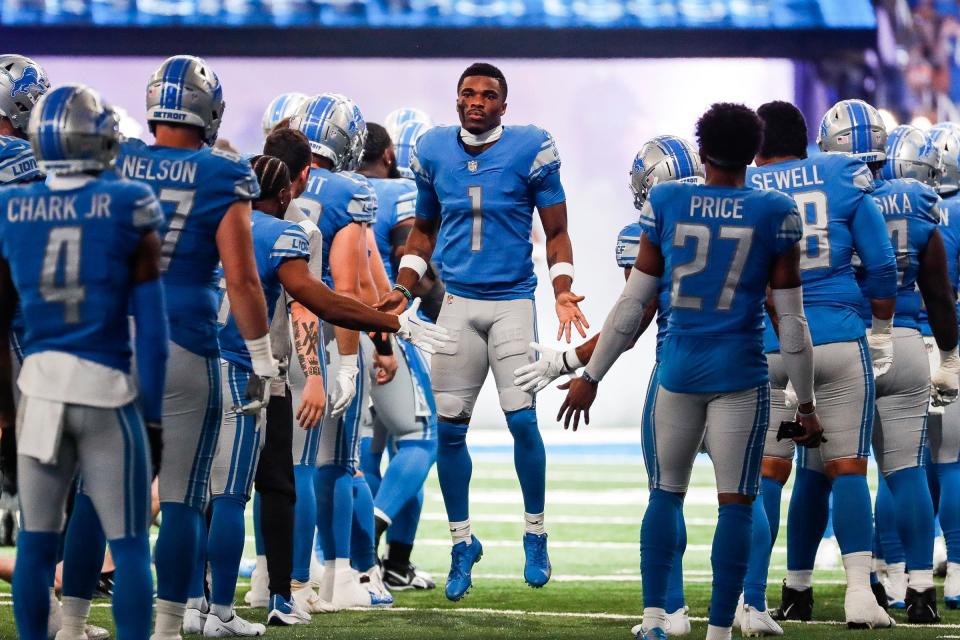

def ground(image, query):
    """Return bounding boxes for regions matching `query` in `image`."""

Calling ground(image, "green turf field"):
[0,450,956,638]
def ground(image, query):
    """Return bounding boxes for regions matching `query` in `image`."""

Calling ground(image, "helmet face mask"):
[817,99,887,163]
[629,135,705,210]
[0,55,50,133]
[882,125,941,188]
[930,123,960,195]
[29,84,120,174]
[146,55,224,145]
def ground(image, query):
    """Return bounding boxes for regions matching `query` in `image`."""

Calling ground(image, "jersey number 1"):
[468,186,482,252]
[41,226,85,324]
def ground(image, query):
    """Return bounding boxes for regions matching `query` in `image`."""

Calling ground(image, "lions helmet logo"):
[10,66,46,99]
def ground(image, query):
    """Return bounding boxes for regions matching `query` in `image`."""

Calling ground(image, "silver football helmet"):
[817,99,887,163]
[930,123,960,195]
[629,135,704,210]
[330,93,367,171]
[261,92,308,137]
[881,124,941,187]
[146,55,224,144]
[384,107,432,144]
[0,55,50,133]
[28,84,120,174]
[292,93,360,172]
[395,119,430,179]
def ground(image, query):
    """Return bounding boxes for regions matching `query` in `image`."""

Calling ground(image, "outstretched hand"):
[556,376,597,431]
[376,290,408,316]
[555,290,589,343]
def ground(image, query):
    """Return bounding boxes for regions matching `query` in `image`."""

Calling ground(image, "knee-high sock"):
[315,466,353,559]
[61,493,106,600]
[505,408,545,515]
[831,474,873,555]
[387,489,424,547]
[259,489,294,599]
[375,441,436,523]
[109,535,153,640]
[875,475,904,563]
[761,477,784,545]
[709,503,753,628]
[351,474,377,572]
[936,462,960,563]
[744,494,772,610]
[155,502,203,603]
[437,421,471,523]
[665,509,687,612]
[885,467,935,571]
[188,515,208,601]
[640,489,682,610]
[13,531,59,640]
[786,468,831,570]
[292,465,318,583]
[207,496,247,607]
[359,437,383,497]
[252,492,264,556]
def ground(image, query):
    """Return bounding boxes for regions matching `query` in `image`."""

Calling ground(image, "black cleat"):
[872,581,889,610]
[770,580,814,621]
[906,587,940,624]
[93,570,114,599]
[382,560,436,591]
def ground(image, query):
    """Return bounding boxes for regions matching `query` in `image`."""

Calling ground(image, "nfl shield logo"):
[467,160,478,172]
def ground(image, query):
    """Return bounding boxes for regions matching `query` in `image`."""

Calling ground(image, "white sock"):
[449,519,472,546]
[154,599,186,635]
[320,560,336,601]
[524,512,545,535]
[785,570,813,591]
[842,551,872,593]
[334,557,352,577]
[909,568,934,591]
[949,561,960,576]
[886,561,906,582]
[60,596,91,636]
[705,624,732,640]
[209,603,233,621]
[254,554,268,578]
[872,557,887,574]
[641,606,666,631]
[185,595,208,612]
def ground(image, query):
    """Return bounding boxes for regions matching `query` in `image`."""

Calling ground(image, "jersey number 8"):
[793,190,830,271]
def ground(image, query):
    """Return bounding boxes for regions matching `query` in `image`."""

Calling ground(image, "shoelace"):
[528,536,548,564]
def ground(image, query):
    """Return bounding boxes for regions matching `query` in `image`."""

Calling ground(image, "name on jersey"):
[750,165,824,191]
[120,155,198,184]
[872,192,914,216]
[7,193,112,222]
[689,195,743,219]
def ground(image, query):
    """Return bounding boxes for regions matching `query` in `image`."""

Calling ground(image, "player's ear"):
[500,100,507,117]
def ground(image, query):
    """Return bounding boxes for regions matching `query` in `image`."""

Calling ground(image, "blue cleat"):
[630,624,668,640]
[523,532,551,588]
[445,536,483,601]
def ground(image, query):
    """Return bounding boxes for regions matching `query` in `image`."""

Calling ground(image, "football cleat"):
[770,581,813,621]
[183,605,208,635]
[945,563,960,609]
[93,571,114,599]
[382,560,436,591]
[266,594,311,626]
[871,580,889,609]
[359,566,394,607]
[663,606,690,636]
[845,589,896,629]
[935,537,948,578]
[84,626,110,640]
[243,565,269,609]
[331,570,375,609]
[202,611,265,637]
[445,536,483,601]
[291,580,337,614]
[630,625,669,640]
[738,604,784,637]
[906,587,940,624]
[523,532,551,588]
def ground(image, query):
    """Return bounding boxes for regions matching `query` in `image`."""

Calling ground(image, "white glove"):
[782,381,798,412]
[867,317,894,379]
[396,298,450,354]
[932,347,960,407]
[329,355,360,419]
[513,342,582,393]
[234,374,271,415]
[246,334,281,378]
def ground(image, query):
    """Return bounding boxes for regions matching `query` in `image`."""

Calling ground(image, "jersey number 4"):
[671,223,753,311]
[40,226,85,324]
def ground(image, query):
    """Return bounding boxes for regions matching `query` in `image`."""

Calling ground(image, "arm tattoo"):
[293,317,322,377]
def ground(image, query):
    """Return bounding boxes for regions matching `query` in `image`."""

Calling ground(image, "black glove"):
[146,422,163,479]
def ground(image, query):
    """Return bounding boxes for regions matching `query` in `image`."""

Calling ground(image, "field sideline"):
[0,429,956,639]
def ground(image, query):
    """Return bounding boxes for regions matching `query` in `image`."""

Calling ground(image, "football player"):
[377,62,588,600]
[261,92,308,138]
[0,84,167,640]
[746,100,897,629]
[557,103,818,640]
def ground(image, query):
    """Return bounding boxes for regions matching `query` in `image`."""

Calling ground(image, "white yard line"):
[412,538,787,554]
[431,487,723,506]
[421,512,729,527]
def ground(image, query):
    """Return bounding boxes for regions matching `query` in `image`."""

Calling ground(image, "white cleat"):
[291,580,338,614]
[55,626,112,640]
[202,611,265,637]
[47,591,63,640]
[359,566,394,607]
[663,606,690,636]
[845,589,896,629]
[935,536,948,577]
[945,563,960,609]
[331,572,374,609]
[182,606,207,635]
[243,565,269,609]
[738,604,783,637]
[814,536,841,571]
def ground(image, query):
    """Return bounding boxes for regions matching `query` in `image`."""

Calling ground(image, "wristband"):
[581,370,600,385]
[371,332,394,356]
[871,315,893,335]
[798,407,817,418]
[549,262,575,282]
[245,334,276,376]
[393,283,413,301]
[561,348,583,373]
[398,254,429,279]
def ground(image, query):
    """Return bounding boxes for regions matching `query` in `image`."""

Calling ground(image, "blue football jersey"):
[0,172,163,372]
[616,222,671,362]
[748,153,897,349]
[919,190,960,336]
[639,182,803,393]
[217,211,310,370]
[855,178,940,329]
[295,168,376,288]
[413,125,565,300]
[0,136,41,185]
[117,139,260,358]
[369,176,417,282]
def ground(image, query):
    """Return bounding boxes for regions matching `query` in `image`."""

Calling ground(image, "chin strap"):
[460,125,503,146]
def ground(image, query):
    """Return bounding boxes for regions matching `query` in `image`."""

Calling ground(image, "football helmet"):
[817,99,887,163]
[930,123,960,195]
[262,92,308,137]
[333,94,367,171]
[384,107,432,143]
[292,93,362,172]
[629,135,704,210]
[28,84,120,174]
[0,55,50,133]
[146,55,224,144]
[394,119,430,179]
[881,124,940,187]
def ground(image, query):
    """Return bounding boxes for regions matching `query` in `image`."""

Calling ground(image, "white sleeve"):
[771,286,815,406]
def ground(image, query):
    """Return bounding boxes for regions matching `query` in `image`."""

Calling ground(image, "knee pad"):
[436,393,470,422]
[438,421,469,448]
[499,387,533,413]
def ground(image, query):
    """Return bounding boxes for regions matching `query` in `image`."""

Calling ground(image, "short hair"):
[263,128,312,180]
[362,123,392,167]
[457,62,508,98]
[695,102,763,169]
[250,154,290,202]
[757,101,808,160]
